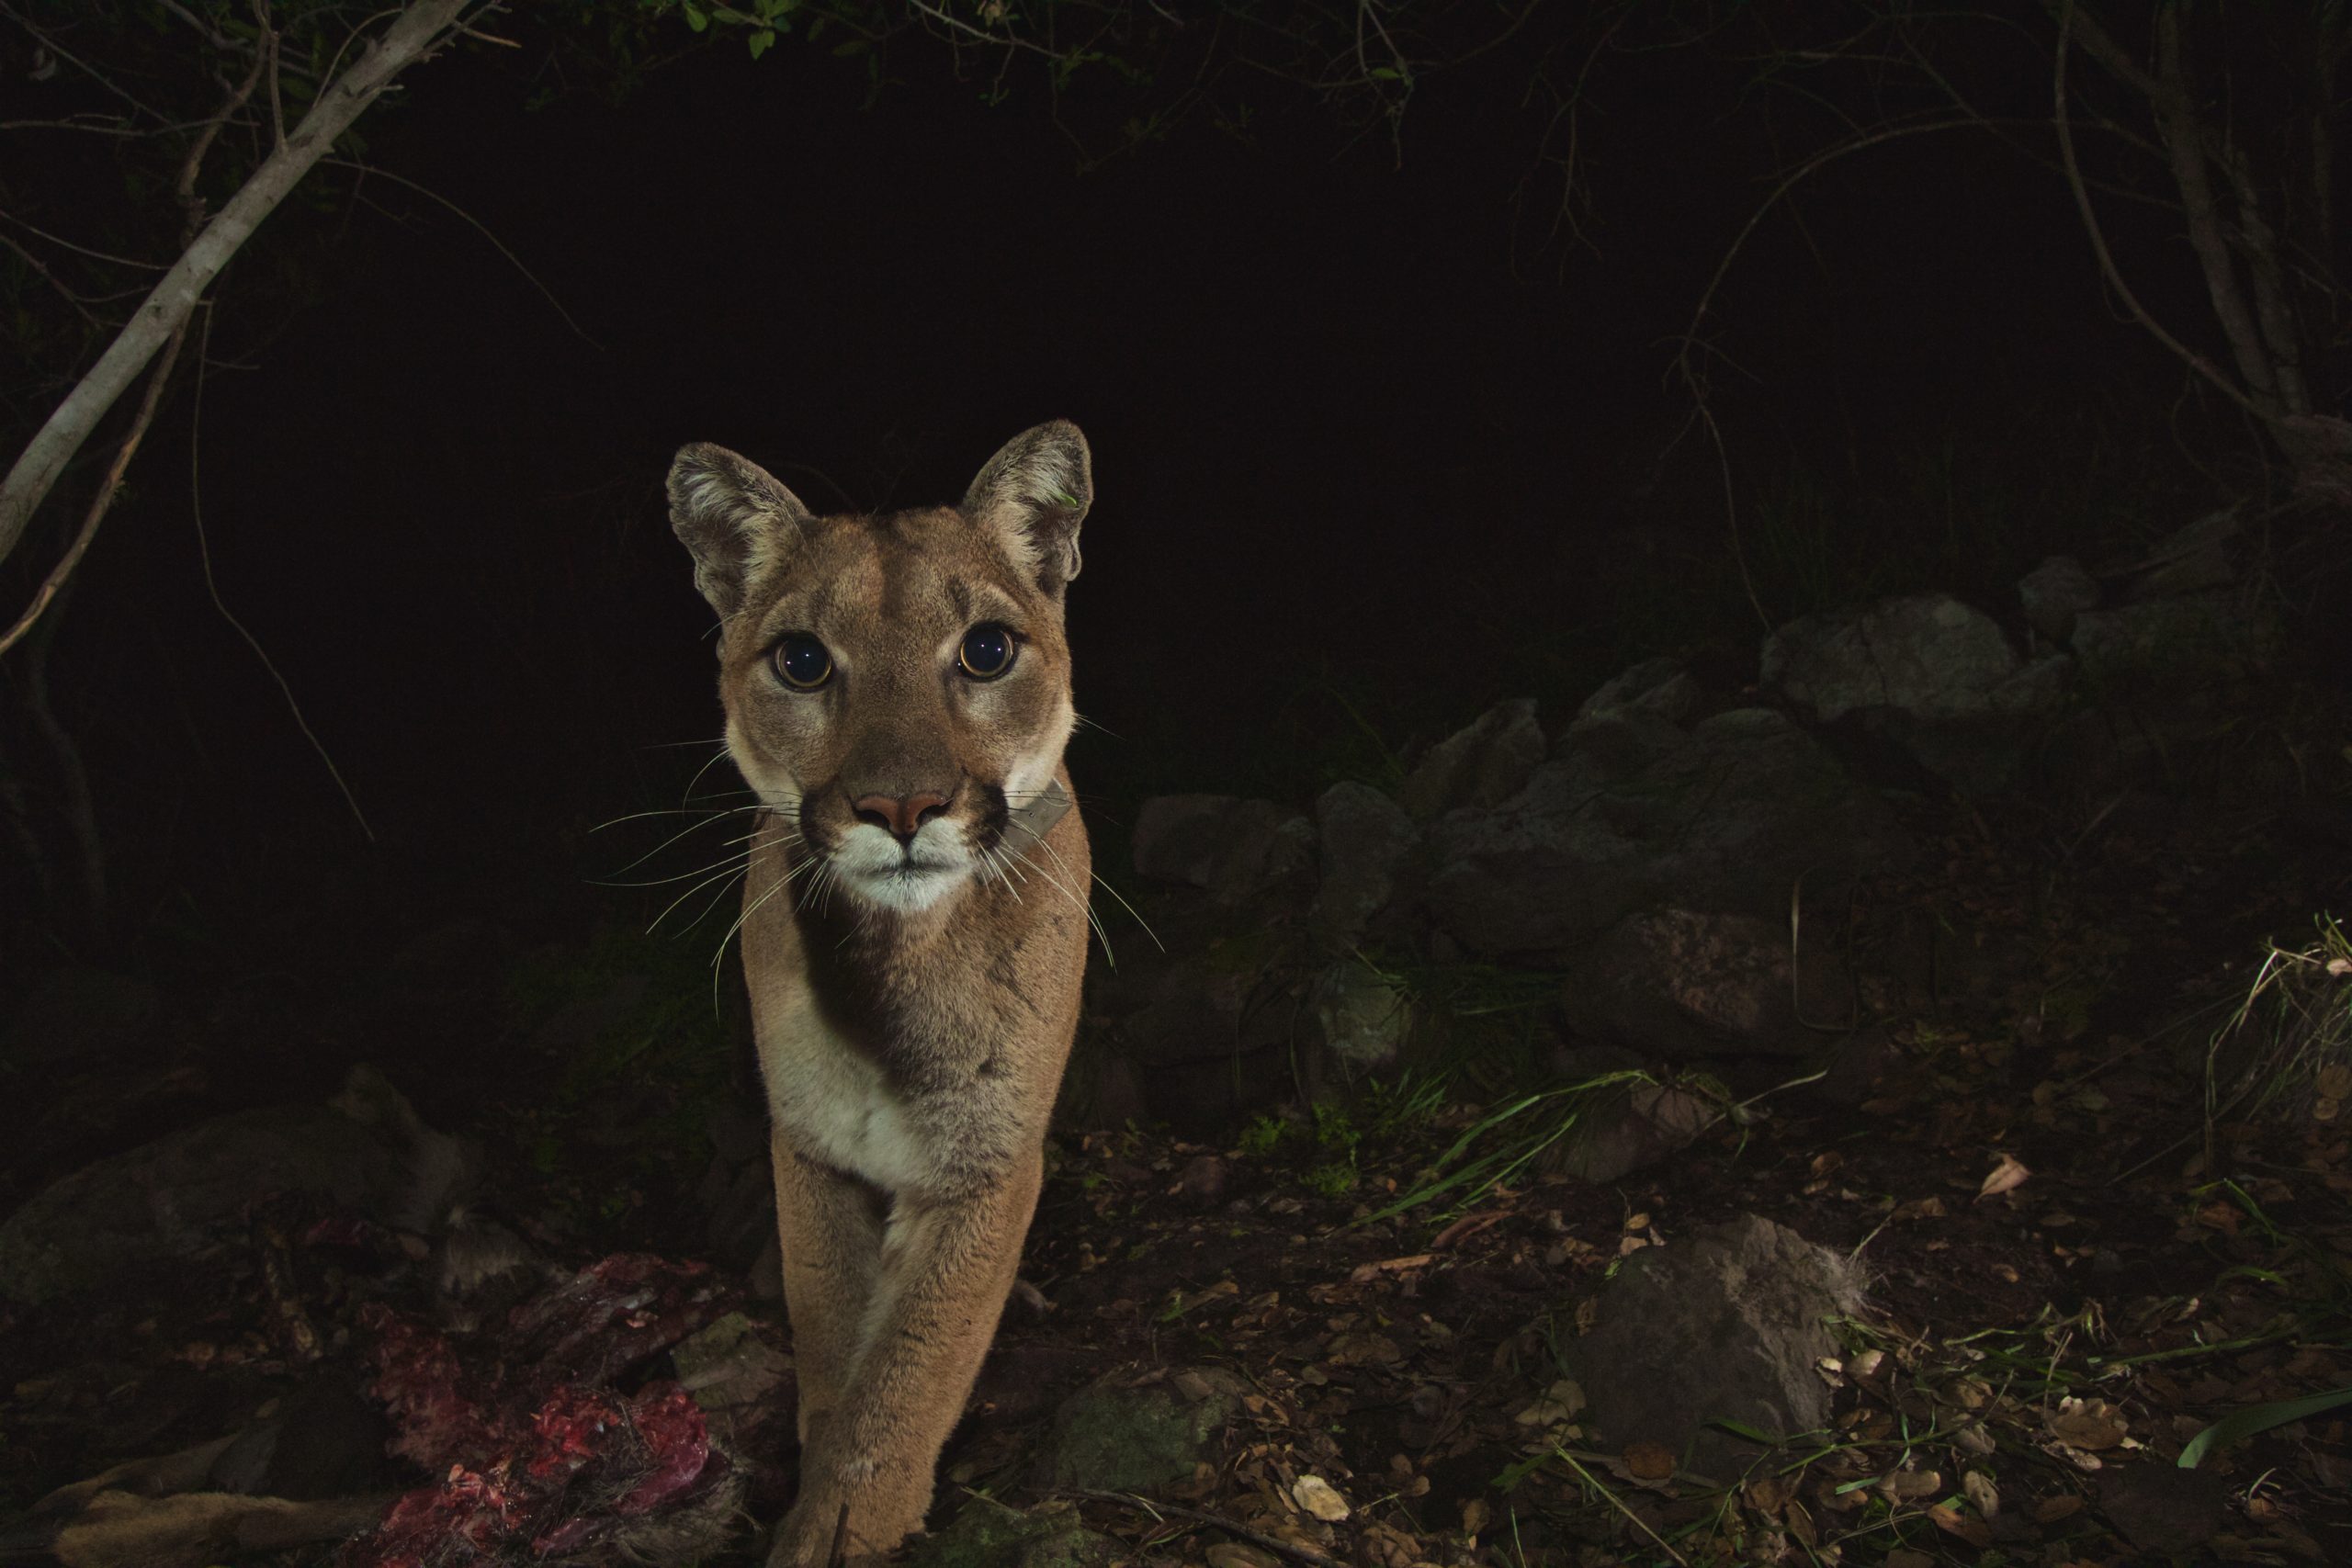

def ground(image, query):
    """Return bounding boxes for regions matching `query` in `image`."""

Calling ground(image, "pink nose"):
[852,792,950,843]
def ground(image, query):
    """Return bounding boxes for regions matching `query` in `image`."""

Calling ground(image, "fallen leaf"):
[1348,1254,1435,1283]
[2033,1493,2084,1525]
[1928,1502,1992,1548]
[1962,1470,2000,1519]
[1623,1440,1676,1481]
[1882,1468,1941,1502]
[1460,1497,1490,1537]
[1207,1546,1280,1568]
[1292,1474,1350,1522]
[2046,1396,2130,1450]
[1512,1379,1585,1427]
[1978,1153,2031,1200]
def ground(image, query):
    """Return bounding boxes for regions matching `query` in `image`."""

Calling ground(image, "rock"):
[1035,1367,1242,1495]
[2,967,159,1069]
[1108,935,1295,1132]
[1426,709,1912,956]
[2105,508,2240,599]
[1306,783,1417,953]
[2070,592,2278,688]
[907,1500,1117,1568]
[1763,593,2031,724]
[1307,960,1414,1080]
[1577,658,1699,724]
[1762,593,2075,792]
[1549,1082,1716,1183]
[1399,699,1545,819]
[1129,796,1310,904]
[1562,1215,1865,1478]
[1557,908,1849,1060]
[2017,556,2099,645]
[0,1085,412,1306]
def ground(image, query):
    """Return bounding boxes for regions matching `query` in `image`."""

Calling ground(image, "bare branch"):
[2051,3,2266,421]
[2148,5,2280,412]
[0,322,188,659]
[0,0,475,573]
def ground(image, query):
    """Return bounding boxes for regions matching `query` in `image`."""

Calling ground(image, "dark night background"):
[5,4,2254,996]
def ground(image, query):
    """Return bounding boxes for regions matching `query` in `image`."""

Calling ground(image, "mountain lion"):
[668,423,1095,1566]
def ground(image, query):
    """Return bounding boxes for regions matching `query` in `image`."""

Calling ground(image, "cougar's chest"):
[763,1015,933,1193]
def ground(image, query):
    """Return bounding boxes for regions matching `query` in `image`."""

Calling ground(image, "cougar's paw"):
[764,1495,922,1568]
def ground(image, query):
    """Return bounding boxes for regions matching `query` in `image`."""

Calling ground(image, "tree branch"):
[2148,4,2280,412]
[2052,3,2266,422]
[0,0,474,572]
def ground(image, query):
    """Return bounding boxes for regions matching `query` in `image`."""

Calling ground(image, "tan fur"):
[669,423,1096,1566]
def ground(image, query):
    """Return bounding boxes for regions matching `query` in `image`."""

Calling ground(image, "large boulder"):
[1762,592,2042,725]
[1425,708,1912,956]
[1562,1215,1865,1477]
[0,1086,413,1305]
[1762,593,2075,793]
[2070,592,2278,689]
[1398,699,1546,820]
[1577,658,1700,724]
[1130,795,1312,906]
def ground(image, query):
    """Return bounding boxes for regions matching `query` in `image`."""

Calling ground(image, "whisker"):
[1000,822,1114,966]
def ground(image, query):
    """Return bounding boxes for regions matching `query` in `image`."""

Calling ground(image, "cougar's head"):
[669,422,1091,914]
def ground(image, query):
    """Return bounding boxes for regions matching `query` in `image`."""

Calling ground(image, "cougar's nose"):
[851,791,951,847]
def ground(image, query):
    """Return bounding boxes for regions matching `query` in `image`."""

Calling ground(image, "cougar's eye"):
[772,635,833,691]
[956,623,1017,681]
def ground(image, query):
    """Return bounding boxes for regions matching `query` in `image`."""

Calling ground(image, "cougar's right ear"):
[667,443,814,619]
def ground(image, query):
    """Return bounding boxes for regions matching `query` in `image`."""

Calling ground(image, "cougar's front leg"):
[765,1150,1044,1568]
[770,1135,886,1447]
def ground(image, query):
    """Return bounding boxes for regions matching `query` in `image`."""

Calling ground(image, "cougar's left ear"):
[962,420,1091,594]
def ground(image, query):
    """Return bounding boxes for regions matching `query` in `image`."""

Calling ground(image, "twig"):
[0,210,169,271]
[0,3,268,658]
[1059,1489,1344,1568]
[0,231,103,325]
[319,158,601,346]
[187,303,375,840]
[0,321,188,659]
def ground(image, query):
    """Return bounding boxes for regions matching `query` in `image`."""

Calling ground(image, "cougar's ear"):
[961,420,1091,595]
[667,443,813,619]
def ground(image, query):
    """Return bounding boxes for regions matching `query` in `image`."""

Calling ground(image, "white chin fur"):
[831,822,972,913]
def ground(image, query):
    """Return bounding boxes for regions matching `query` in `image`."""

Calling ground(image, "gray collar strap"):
[1004,778,1072,845]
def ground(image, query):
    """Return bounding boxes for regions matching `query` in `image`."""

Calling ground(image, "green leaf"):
[2179,1386,2352,1468]
[748,27,775,58]
[682,2,708,32]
